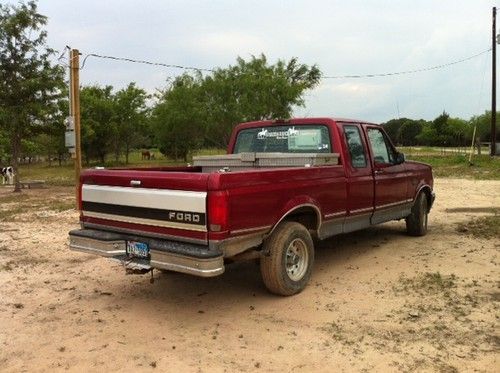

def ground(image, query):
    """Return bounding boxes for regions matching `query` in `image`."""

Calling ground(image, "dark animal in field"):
[1,166,14,185]
[141,151,151,160]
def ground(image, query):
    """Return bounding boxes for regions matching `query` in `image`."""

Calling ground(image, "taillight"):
[207,191,228,232]
[77,182,83,212]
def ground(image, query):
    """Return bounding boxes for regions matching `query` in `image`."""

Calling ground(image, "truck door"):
[341,123,374,233]
[364,126,411,224]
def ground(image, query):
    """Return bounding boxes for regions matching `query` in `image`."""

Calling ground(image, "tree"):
[113,83,149,163]
[0,128,9,164]
[152,54,322,154]
[202,55,321,147]
[446,117,470,147]
[416,123,438,146]
[0,1,64,191]
[431,111,450,146]
[399,120,423,146]
[80,85,116,164]
[382,118,406,144]
[469,111,500,154]
[152,75,205,161]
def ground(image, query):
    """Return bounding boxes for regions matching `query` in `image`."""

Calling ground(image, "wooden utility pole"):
[492,7,497,156]
[70,49,82,208]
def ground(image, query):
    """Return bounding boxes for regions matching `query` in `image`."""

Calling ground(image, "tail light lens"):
[78,183,83,210]
[207,191,228,232]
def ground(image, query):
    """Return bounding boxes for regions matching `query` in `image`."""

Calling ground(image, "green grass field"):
[406,154,500,180]
[13,148,500,187]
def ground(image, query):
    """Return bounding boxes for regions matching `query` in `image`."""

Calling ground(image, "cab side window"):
[343,125,367,168]
[367,128,396,164]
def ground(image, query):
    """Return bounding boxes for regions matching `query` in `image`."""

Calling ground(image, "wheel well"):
[281,207,319,232]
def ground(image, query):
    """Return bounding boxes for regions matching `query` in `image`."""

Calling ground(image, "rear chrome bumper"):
[68,229,224,277]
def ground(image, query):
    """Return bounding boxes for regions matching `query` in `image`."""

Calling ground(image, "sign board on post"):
[65,116,76,154]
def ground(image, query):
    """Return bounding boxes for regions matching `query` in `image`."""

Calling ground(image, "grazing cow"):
[141,151,151,160]
[1,166,14,185]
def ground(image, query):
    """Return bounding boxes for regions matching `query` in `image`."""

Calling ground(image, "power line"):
[322,48,491,79]
[67,47,492,80]
[80,53,215,72]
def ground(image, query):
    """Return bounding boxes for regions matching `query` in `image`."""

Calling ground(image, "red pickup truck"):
[69,118,435,295]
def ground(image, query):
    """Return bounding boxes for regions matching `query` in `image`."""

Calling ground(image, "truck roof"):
[234,117,380,131]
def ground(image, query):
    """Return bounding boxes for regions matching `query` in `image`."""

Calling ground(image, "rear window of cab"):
[234,125,332,153]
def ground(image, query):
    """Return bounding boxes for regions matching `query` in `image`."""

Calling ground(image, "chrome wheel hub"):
[285,238,308,281]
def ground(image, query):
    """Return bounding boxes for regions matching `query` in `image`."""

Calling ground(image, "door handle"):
[374,169,384,175]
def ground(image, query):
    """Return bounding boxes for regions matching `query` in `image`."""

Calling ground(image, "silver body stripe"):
[376,199,413,209]
[324,211,346,218]
[350,207,373,214]
[82,185,206,213]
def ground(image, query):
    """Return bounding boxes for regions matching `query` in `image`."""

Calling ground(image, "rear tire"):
[406,192,428,236]
[260,222,314,296]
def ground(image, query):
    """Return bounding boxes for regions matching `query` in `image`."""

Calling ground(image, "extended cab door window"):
[340,123,374,222]
[367,128,396,165]
[366,126,408,222]
[343,125,367,168]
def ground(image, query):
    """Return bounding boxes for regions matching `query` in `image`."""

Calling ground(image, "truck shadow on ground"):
[102,222,410,307]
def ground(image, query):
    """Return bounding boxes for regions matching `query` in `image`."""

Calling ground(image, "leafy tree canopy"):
[153,54,321,154]
[0,0,64,190]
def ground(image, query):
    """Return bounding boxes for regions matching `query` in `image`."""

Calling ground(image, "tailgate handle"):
[130,180,141,187]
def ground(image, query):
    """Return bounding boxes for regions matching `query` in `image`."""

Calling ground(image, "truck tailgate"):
[80,169,210,244]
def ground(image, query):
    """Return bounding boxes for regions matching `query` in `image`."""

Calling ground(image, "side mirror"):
[396,152,405,164]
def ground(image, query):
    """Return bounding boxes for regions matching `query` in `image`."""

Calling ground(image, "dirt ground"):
[0,178,498,372]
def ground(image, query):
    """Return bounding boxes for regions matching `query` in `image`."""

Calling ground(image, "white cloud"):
[23,0,498,122]
[191,31,268,59]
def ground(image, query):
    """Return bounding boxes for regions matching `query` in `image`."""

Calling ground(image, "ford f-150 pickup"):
[69,118,435,295]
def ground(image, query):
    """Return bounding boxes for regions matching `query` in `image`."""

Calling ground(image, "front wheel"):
[406,192,429,236]
[260,222,314,296]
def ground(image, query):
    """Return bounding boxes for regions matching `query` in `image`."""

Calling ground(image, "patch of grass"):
[405,154,500,180]
[457,214,500,240]
[319,321,356,345]
[17,163,75,186]
[0,190,75,221]
[320,321,344,340]
[0,205,28,221]
[15,148,204,187]
[46,200,75,212]
[0,261,15,271]
[394,272,456,295]
[0,193,30,204]
[192,148,226,157]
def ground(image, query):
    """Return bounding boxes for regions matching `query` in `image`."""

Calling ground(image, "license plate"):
[126,241,149,258]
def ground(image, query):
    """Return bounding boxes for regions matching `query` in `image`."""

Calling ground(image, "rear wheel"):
[406,192,428,236]
[260,222,314,296]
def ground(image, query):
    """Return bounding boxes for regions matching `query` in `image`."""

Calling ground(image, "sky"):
[12,0,500,122]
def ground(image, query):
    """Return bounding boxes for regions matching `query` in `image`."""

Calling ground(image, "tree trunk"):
[125,143,130,164]
[11,132,21,193]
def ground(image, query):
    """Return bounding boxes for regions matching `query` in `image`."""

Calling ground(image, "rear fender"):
[268,196,322,236]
